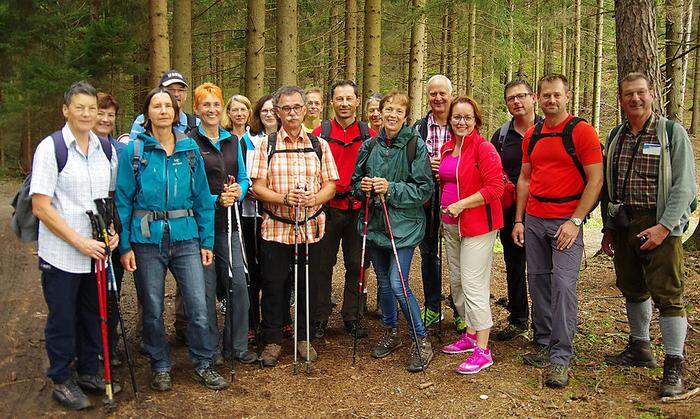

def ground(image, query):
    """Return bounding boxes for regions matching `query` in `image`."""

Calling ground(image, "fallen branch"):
[417,381,434,389]
[660,387,700,403]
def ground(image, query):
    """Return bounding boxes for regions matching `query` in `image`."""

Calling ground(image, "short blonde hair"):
[221,94,252,130]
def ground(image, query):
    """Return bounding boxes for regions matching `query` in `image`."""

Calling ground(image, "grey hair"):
[64,81,97,106]
[365,92,384,108]
[426,74,453,93]
[273,85,306,107]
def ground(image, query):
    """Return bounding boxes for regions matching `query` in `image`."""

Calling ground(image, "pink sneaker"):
[455,347,493,374]
[441,333,477,354]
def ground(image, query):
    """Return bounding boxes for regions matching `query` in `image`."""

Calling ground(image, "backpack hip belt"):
[133,209,195,238]
[530,192,582,203]
[260,206,324,225]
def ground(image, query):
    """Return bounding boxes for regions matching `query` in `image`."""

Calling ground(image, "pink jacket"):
[441,130,505,237]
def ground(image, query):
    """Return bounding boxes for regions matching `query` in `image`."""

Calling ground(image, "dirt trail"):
[0,178,698,417]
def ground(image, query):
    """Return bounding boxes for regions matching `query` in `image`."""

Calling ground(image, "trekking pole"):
[378,196,426,373]
[437,198,443,342]
[292,191,300,374]
[303,202,312,375]
[86,211,116,408]
[225,185,237,381]
[352,193,371,366]
[228,176,250,280]
[93,207,138,399]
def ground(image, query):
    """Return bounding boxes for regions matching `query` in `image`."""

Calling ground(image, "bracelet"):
[283,192,289,206]
[514,220,524,225]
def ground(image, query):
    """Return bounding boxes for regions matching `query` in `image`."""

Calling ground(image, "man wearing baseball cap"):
[129,69,200,140]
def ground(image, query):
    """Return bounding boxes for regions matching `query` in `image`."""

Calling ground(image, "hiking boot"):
[372,328,403,358]
[235,350,258,364]
[523,345,550,368]
[260,344,282,367]
[455,346,493,374]
[454,315,467,333]
[76,373,122,395]
[605,337,657,368]
[407,336,434,372]
[150,371,172,391]
[544,363,569,388]
[493,324,528,342]
[442,332,477,354]
[344,321,369,339]
[659,355,685,397]
[194,367,229,390]
[297,341,318,361]
[420,308,443,327]
[314,320,328,339]
[52,377,92,410]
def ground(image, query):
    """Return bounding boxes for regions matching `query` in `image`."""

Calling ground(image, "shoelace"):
[663,364,680,382]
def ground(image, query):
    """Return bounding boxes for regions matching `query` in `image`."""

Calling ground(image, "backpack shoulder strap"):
[266,133,278,166]
[497,120,511,153]
[321,120,332,139]
[97,135,113,162]
[131,138,143,175]
[561,117,587,181]
[184,113,197,135]
[406,134,418,166]
[664,118,675,150]
[527,122,544,157]
[308,133,323,169]
[51,131,69,173]
[358,120,371,141]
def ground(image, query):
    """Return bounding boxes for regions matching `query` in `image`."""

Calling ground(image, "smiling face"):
[537,78,570,118]
[381,98,407,136]
[147,92,177,130]
[228,100,250,129]
[94,105,116,137]
[332,85,359,120]
[275,92,306,132]
[449,102,477,138]
[260,99,278,132]
[428,78,452,115]
[196,93,223,128]
[306,92,323,119]
[63,93,98,136]
[505,84,535,118]
[619,78,654,121]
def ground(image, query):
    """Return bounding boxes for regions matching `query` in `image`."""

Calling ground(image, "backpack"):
[266,132,323,168]
[320,119,371,147]
[494,120,517,209]
[184,112,198,135]
[131,132,196,197]
[11,131,113,242]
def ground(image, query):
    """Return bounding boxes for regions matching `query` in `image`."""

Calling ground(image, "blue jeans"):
[133,232,214,372]
[205,228,250,358]
[369,245,426,339]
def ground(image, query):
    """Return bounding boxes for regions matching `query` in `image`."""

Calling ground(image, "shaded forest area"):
[0,0,698,173]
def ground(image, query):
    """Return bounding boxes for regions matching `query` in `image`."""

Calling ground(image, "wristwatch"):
[569,217,583,227]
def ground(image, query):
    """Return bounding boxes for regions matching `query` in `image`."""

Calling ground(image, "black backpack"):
[11,131,113,242]
[320,119,371,147]
[266,132,323,168]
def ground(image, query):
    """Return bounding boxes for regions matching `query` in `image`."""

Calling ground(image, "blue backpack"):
[10,131,112,242]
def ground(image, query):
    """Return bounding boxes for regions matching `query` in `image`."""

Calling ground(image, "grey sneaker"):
[372,328,403,358]
[76,373,122,395]
[235,350,259,364]
[523,345,550,368]
[193,367,229,390]
[52,378,92,410]
[605,337,657,368]
[297,341,318,361]
[406,336,434,372]
[260,344,282,367]
[492,324,528,341]
[150,371,172,391]
[544,363,569,388]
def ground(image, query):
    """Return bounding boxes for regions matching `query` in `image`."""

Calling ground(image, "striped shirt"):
[29,124,118,273]
[424,113,451,157]
[250,128,338,245]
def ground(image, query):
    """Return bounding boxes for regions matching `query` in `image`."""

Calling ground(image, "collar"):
[279,127,308,143]
[197,125,232,142]
[427,112,448,127]
[64,123,101,150]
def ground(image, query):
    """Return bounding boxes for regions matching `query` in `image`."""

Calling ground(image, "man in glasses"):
[490,80,542,342]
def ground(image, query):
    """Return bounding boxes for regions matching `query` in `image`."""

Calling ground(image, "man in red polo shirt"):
[512,74,603,388]
[312,80,376,338]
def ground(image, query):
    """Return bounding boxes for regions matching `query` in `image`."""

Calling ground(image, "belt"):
[133,209,195,238]
[260,207,324,225]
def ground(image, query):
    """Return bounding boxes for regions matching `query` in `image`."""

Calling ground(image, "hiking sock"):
[626,299,652,342]
[659,316,687,357]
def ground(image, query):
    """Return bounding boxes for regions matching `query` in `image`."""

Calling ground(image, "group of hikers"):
[24,66,696,410]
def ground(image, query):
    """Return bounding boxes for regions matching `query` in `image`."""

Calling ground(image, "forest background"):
[0,0,698,183]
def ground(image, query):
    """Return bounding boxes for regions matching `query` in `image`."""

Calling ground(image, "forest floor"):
[0,177,698,418]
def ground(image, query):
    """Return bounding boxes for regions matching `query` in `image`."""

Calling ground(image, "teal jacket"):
[351,125,434,249]
[115,132,215,253]
[602,116,697,236]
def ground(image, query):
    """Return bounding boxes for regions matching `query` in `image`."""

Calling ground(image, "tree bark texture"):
[507,0,514,82]
[172,0,192,112]
[362,0,381,99]
[276,0,298,87]
[534,0,541,87]
[245,0,265,102]
[466,1,476,97]
[691,7,700,136]
[327,4,340,114]
[573,0,581,114]
[665,0,684,121]
[408,0,426,122]
[148,0,170,87]
[448,4,458,88]
[592,0,605,131]
[680,0,694,122]
[345,0,358,80]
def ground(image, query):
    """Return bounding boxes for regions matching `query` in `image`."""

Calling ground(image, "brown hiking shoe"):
[605,337,657,368]
[659,355,685,397]
[297,341,318,361]
[260,344,282,367]
[407,336,434,372]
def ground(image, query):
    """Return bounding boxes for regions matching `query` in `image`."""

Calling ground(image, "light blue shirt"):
[129,111,200,140]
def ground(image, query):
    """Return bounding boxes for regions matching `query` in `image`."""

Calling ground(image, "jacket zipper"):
[455,144,462,237]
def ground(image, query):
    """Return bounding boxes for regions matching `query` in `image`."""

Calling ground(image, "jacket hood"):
[378,124,415,148]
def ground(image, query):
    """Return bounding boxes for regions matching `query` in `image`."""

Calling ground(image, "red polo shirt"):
[312,119,376,210]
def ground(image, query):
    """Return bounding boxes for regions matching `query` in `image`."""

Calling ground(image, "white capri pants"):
[443,223,497,331]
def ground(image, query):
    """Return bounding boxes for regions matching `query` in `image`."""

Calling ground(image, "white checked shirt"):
[29,124,118,273]
[424,113,451,157]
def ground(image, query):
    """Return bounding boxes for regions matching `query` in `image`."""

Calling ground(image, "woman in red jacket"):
[438,97,505,374]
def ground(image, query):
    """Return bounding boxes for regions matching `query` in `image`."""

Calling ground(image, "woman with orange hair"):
[191,83,257,365]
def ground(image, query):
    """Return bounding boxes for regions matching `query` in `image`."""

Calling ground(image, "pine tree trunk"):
[345,0,358,80]
[327,4,340,114]
[172,0,192,112]
[245,0,265,102]
[544,27,552,75]
[356,2,364,97]
[148,0,170,87]
[362,0,381,98]
[665,0,684,121]
[592,0,604,131]
[487,25,496,134]
[466,1,476,97]
[408,0,426,122]
[680,0,694,122]
[507,0,514,81]
[572,0,581,114]
[615,0,663,112]
[534,0,541,86]
[448,5,458,87]
[561,3,567,76]
[692,7,700,136]
[276,0,298,86]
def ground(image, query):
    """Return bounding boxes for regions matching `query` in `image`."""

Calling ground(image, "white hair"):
[426,74,453,93]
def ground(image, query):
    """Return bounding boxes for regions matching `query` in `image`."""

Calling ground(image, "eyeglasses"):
[276,105,304,114]
[260,109,275,115]
[505,93,531,103]
[451,115,475,123]
[166,87,187,95]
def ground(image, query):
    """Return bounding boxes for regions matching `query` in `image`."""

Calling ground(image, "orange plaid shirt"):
[250,128,339,245]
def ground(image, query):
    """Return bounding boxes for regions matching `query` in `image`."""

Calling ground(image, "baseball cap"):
[159,70,189,88]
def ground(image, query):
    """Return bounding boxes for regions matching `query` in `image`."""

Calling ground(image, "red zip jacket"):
[312,119,376,210]
[441,130,505,237]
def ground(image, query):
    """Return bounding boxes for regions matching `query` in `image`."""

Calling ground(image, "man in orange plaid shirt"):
[251,85,339,367]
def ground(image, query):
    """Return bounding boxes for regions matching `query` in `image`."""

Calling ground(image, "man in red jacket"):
[312,80,376,338]
[512,74,603,388]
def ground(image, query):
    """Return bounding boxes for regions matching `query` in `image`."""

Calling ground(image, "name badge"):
[642,143,661,156]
